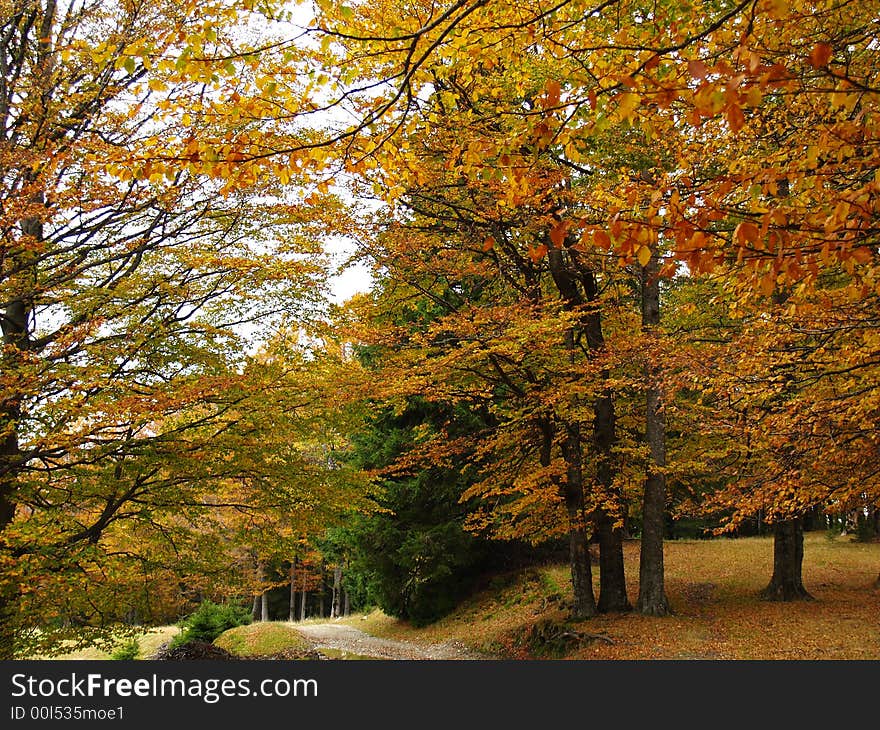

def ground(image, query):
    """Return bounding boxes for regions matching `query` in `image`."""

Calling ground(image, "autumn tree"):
[0,0,355,656]
[334,105,654,618]
[309,0,880,603]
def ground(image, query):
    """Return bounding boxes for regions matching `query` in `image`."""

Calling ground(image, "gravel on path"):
[292,622,492,660]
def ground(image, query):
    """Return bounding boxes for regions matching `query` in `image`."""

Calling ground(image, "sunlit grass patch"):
[29,625,180,661]
[213,622,313,657]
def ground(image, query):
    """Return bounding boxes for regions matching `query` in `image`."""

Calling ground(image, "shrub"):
[110,638,140,660]
[172,601,251,648]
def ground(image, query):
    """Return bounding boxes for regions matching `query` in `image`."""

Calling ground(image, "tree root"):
[559,630,614,645]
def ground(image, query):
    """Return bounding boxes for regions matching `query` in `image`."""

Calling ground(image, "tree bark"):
[299,569,308,621]
[261,589,270,621]
[251,594,261,622]
[593,388,630,613]
[331,565,342,618]
[289,559,297,622]
[761,518,813,601]
[580,263,630,614]
[636,250,670,617]
[595,508,631,612]
[0,211,41,658]
[558,419,598,619]
[539,415,597,619]
[545,225,629,616]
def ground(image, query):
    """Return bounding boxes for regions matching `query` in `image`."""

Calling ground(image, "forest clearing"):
[28,534,880,661]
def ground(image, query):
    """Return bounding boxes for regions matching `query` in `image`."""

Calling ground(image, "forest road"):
[292,622,492,660]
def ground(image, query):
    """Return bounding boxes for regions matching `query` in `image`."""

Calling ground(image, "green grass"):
[212,622,313,657]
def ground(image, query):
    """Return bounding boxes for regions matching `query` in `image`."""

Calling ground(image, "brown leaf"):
[809,43,833,69]
[688,59,709,80]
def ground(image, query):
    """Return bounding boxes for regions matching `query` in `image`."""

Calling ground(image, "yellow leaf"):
[616,92,640,121]
[745,86,763,107]
[637,245,652,267]
[766,0,789,20]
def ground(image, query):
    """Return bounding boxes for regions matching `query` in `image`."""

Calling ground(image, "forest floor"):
[31,533,880,660]
[339,533,880,660]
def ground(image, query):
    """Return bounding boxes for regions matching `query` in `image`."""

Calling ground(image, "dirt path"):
[292,622,490,660]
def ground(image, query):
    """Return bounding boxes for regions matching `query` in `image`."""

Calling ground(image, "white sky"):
[326,238,373,304]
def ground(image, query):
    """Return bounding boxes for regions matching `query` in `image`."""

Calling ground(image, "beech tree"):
[311,0,880,604]
[0,0,351,656]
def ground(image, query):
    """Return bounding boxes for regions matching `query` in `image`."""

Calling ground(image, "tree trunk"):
[289,559,297,622]
[544,416,597,619]
[547,242,626,616]
[595,509,630,612]
[0,211,41,659]
[331,565,342,618]
[343,587,350,617]
[802,505,824,532]
[300,570,308,621]
[761,518,813,601]
[636,250,670,617]
[560,416,598,619]
[261,589,270,621]
[251,594,261,622]
[593,390,630,613]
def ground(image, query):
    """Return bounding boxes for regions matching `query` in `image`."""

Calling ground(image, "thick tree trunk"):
[761,518,813,601]
[593,391,631,614]
[595,509,631,612]
[559,419,598,619]
[539,408,597,619]
[637,251,670,617]
[547,237,627,615]
[251,594,261,622]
